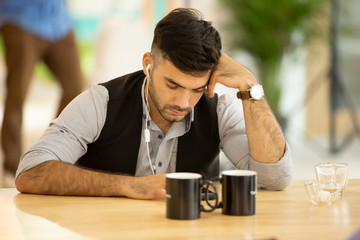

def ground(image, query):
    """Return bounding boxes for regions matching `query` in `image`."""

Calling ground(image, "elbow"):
[15,170,42,194]
[15,161,55,194]
[270,178,292,191]
[259,174,292,191]
[15,172,28,193]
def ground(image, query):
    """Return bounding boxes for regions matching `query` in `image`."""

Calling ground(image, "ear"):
[142,52,153,76]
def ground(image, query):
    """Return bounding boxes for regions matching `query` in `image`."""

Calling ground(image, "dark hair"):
[151,8,222,75]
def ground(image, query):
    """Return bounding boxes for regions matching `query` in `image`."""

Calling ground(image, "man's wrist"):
[237,84,264,101]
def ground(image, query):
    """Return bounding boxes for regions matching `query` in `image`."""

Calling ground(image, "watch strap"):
[236,90,251,100]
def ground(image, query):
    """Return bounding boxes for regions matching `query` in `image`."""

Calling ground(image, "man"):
[0,0,84,175]
[15,8,292,199]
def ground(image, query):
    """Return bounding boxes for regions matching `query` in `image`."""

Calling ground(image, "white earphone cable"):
[144,71,156,175]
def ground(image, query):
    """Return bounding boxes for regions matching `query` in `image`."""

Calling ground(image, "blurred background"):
[1,0,359,187]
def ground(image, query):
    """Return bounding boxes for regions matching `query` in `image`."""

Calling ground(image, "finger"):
[206,79,216,98]
[155,188,167,200]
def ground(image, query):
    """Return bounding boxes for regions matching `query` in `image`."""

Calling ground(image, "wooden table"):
[1,179,359,240]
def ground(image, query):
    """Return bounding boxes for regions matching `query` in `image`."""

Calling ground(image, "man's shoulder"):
[100,70,145,100]
[101,70,144,88]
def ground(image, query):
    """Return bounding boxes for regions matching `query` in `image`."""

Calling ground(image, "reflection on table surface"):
[1,179,359,240]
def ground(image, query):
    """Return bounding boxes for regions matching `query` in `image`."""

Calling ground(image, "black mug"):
[166,172,218,220]
[220,170,257,216]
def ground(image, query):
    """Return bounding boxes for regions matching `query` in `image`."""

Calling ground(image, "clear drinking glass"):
[315,162,349,197]
[304,181,342,205]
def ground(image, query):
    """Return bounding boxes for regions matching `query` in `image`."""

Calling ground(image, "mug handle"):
[211,177,223,209]
[200,180,219,213]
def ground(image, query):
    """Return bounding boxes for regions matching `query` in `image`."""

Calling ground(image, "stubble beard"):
[148,76,191,123]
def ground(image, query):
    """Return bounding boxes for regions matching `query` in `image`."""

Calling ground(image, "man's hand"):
[206,53,258,98]
[124,174,167,200]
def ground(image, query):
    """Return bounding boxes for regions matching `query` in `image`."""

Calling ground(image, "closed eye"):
[165,77,206,93]
[193,87,205,93]
[167,83,178,90]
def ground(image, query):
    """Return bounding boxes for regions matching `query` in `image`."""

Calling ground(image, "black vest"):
[76,71,220,179]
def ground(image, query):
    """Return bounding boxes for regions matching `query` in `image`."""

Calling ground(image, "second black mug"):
[220,170,257,216]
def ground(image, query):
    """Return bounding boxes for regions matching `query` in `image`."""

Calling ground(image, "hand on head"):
[206,53,258,98]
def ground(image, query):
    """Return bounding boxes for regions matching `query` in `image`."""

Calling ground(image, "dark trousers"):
[1,24,84,173]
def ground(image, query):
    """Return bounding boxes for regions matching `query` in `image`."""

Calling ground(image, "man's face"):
[147,59,211,123]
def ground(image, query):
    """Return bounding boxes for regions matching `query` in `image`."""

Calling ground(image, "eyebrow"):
[165,76,207,90]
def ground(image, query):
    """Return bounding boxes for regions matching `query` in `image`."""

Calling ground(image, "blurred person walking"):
[0,0,85,175]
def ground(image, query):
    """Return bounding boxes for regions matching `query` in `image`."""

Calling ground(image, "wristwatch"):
[237,84,264,100]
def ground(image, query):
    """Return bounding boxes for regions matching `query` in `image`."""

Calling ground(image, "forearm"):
[15,160,166,199]
[207,53,288,163]
[242,98,286,163]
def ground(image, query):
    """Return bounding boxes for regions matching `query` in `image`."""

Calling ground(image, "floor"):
[1,74,359,188]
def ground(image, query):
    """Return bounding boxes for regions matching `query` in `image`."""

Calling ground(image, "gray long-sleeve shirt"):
[17,80,292,190]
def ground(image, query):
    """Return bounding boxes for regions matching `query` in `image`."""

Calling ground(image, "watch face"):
[250,85,264,100]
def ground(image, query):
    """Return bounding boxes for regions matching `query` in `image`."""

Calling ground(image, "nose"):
[174,90,190,109]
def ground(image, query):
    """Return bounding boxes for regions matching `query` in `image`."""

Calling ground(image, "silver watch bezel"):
[249,84,264,100]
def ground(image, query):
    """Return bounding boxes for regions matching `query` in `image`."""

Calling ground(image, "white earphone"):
[146,64,151,77]
[144,63,156,174]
